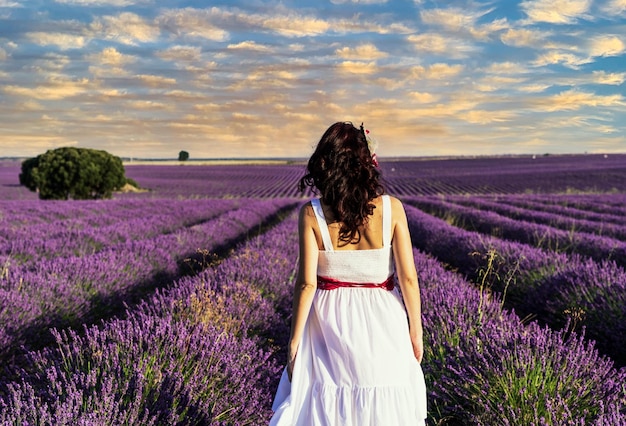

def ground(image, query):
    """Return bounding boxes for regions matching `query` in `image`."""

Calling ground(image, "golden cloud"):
[335,43,388,60]
[521,0,591,24]
[26,32,88,50]
[3,77,92,100]
[91,12,160,44]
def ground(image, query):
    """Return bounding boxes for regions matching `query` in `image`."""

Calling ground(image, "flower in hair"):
[363,126,379,167]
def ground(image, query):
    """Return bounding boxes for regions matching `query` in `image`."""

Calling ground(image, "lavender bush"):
[0,206,301,425]
[448,195,626,241]
[0,198,295,370]
[414,247,626,425]
[409,196,626,267]
[403,202,626,366]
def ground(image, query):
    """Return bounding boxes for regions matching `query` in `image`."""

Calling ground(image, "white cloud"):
[90,12,160,45]
[87,47,135,66]
[26,32,88,50]
[335,43,388,60]
[336,61,379,75]
[410,63,464,80]
[0,47,6,60]
[521,0,592,24]
[602,0,626,15]
[54,0,144,5]
[137,74,177,87]
[227,40,273,52]
[460,109,516,124]
[591,70,626,85]
[500,28,546,47]
[156,45,202,62]
[484,62,529,75]
[532,51,591,68]
[330,0,388,3]
[420,7,507,40]
[3,77,92,100]
[534,89,624,112]
[407,33,478,58]
[158,8,230,41]
[588,35,625,57]
[409,91,440,103]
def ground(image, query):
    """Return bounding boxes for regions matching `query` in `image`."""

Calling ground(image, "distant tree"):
[19,147,127,200]
[178,150,190,161]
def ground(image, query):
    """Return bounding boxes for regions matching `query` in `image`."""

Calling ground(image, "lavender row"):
[0,199,240,263]
[0,204,301,425]
[413,247,626,425]
[403,202,626,366]
[471,194,626,226]
[122,164,309,199]
[446,195,626,242]
[409,196,626,269]
[513,193,626,217]
[2,203,624,424]
[0,199,295,367]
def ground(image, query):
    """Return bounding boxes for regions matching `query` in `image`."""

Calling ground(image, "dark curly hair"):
[299,121,384,245]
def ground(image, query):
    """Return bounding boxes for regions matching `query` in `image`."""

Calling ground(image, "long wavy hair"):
[299,121,384,245]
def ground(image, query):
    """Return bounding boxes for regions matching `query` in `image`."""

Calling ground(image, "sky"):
[0,0,625,159]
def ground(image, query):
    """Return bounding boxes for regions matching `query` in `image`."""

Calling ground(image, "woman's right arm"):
[287,203,319,379]
[390,197,424,363]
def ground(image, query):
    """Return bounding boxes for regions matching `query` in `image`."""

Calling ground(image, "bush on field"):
[19,147,127,200]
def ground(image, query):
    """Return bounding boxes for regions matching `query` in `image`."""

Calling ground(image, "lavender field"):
[1,154,626,425]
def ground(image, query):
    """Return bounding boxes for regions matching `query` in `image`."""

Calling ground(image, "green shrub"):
[19,147,127,200]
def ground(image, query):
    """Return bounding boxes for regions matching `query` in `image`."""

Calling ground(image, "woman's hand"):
[287,345,298,381]
[411,334,424,363]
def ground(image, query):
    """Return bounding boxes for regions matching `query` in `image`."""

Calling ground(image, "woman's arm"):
[390,197,424,363]
[287,203,319,379]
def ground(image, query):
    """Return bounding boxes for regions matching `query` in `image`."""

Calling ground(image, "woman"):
[270,122,427,425]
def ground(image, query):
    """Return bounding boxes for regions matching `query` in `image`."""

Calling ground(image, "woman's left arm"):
[287,203,319,380]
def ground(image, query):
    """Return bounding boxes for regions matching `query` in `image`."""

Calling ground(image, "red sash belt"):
[317,275,395,291]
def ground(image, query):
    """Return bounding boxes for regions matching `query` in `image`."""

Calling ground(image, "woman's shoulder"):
[379,194,404,210]
[299,201,317,223]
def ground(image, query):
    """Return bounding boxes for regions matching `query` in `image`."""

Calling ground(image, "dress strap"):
[382,195,392,247]
[310,198,334,252]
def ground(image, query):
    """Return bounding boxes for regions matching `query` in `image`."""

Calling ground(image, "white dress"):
[270,195,427,425]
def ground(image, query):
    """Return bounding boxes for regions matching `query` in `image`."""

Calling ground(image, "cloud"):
[588,35,625,57]
[534,89,624,112]
[227,40,273,52]
[410,63,464,80]
[460,109,517,124]
[54,0,145,5]
[483,61,529,75]
[591,70,626,85]
[330,0,388,3]
[500,28,546,47]
[90,12,160,44]
[156,45,202,62]
[409,91,440,103]
[520,0,592,24]
[136,74,177,87]
[335,43,388,60]
[0,47,6,60]
[3,77,92,100]
[602,0,626,15]
[85,47,136,77]
[87,46,135,66]
[407,33,478,58]
[532,51,590,68]
[157,8,230,41]
[336,61,379,75]
[420,7,507,40]
[26,32,88,50]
